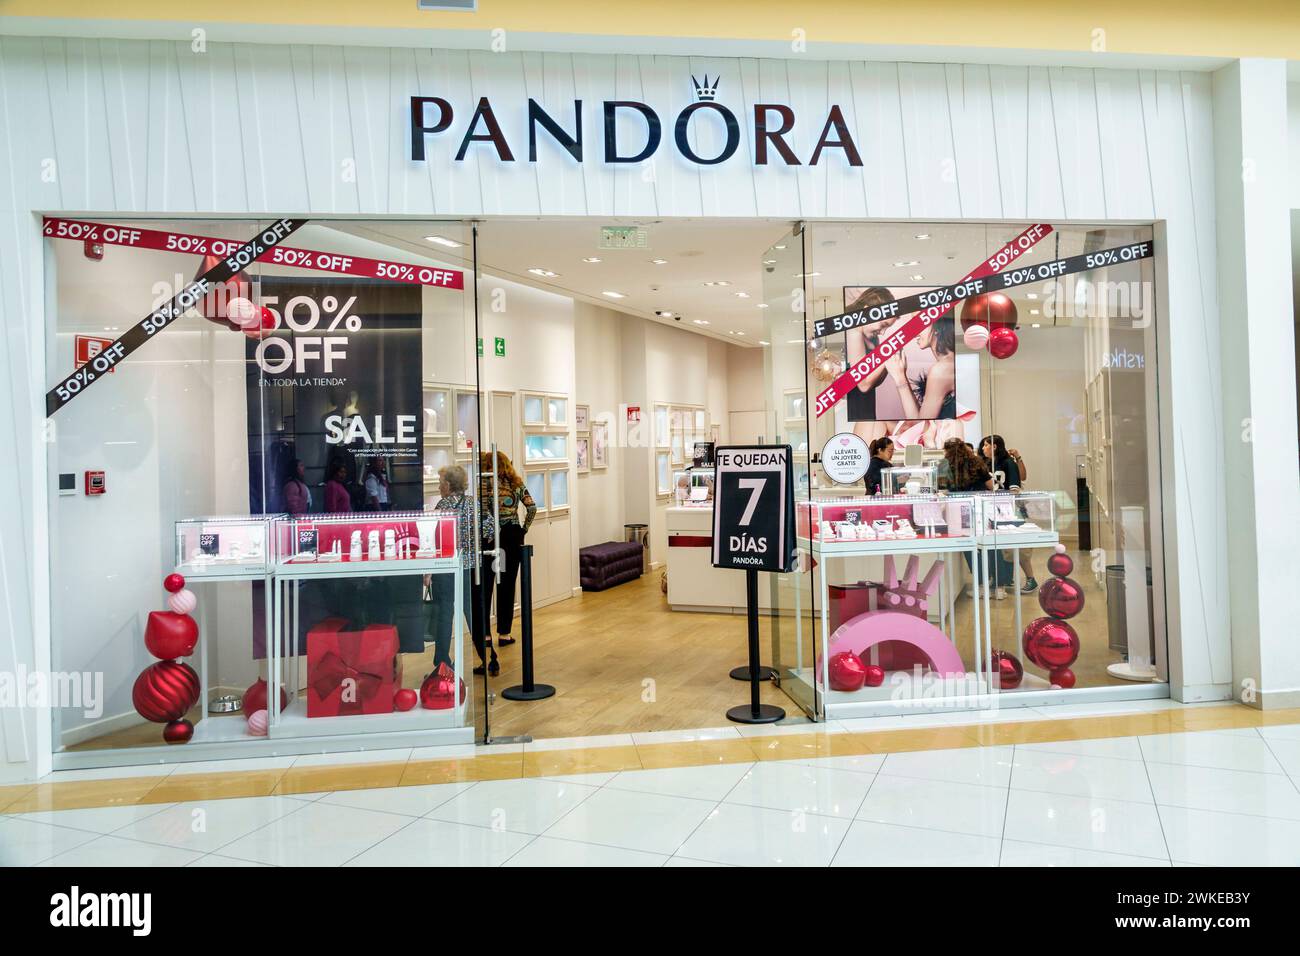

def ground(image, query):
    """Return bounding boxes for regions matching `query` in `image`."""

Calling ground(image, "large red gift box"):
[306,618,398,718]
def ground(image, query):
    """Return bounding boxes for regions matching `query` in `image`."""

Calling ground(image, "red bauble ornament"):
[988,326,1019,360]
[1050,667,1077,689]
[1022,617,1050,668]
[960,292,1017,331]
[989,649,1024,689]
[133,660,200,723]
[1026,619,1080,670]
[163,572,186,593]
[242,678,288,715]
[163,719,194,744]
[862,663,885,688]
[1039,576,1086,620]
[1046,552,1074,577]
[393,688,418,712]
[194,254,253,331]
[143,610,199,660]
[420,663,467,710]
[827,651,868,692]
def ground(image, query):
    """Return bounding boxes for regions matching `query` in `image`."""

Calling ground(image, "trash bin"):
[625,523,649,573]
[1106,565,1154,654]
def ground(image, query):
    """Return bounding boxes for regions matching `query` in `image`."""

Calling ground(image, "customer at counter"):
[864,437,895,495]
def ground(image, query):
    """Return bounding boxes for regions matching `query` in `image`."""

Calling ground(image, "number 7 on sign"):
[737,478,766,526]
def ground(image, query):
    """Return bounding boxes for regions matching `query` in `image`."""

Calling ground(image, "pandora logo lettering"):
[409,76,863,168]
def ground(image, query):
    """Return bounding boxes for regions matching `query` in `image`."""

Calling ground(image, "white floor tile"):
[168,756,299,776]
[539,772,618,786]
[832,820,1001,867]
[1003,789,1169,860]
[39,834,204,867]
[409,744,496,761]
[606,763,753,802]
[1260,737,1300,777]
[427,778,596,834]
[856,774,1007,838]
[187,854,272,867]
[109,796,305,854]
[503,836,667,867]
[0,817,99,866]
[544,787,716,855]
[664,855,731,866]
[999,840,1171,867]
[836,714,955,732]
[1028,699,1178,719]
[724,762,874,818]
[1018,736,1145,761]
[879,746,1015,788]
[631,726,745,744]
[345,818,532,867]
[15,802,173,835]
[1259,723,1300,742]
[1160,805,1300,866]
[525,734,635,752]
[1139,731,1285,774]
[291,748,412,768]
[217,801,412,866]
[677,803,850,866]
[1145,762,1300,820]
[1011,749,1155,803]
[779,753,885,774]
[318,783,472,817]
[1186,726,1263,739]
[942,707,1048,726]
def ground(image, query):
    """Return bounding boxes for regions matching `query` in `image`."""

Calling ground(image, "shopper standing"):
[425,466,478,672]
[478,450,536,673]
[943,438,1013,599]
[323,459,351,513]
[283,458,312,515]
[864,437,895,495]
[980,435,1038,594]
[364,459,391,511]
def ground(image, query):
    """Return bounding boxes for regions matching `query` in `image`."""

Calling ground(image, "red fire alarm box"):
[85,471,105,496]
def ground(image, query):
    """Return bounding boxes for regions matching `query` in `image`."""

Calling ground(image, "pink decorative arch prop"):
[828,610,967,677]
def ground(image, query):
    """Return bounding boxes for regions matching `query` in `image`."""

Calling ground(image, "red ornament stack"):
[132,572,201,743]
[1021,544,1083,688]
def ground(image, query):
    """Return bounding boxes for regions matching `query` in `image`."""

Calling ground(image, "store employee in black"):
[864,437,895,495]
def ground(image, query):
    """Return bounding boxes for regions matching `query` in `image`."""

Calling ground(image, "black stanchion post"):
[726,568,784,724]
[502,544,556,701]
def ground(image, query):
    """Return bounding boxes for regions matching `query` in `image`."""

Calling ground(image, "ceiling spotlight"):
[528,267,560,278]
[910,274,925,281]
[756,303,769,309]
[794,272,821,278]
[1027,293,1038,300]
[602,291,626,299]
[763,259,777,265]
[893,260,920,267]
[914,233,931,240]
[693,319,710,325]
[758,340,770,346]
[703,280,731,287]
[1031,323,1042,328]
[1030,309,1040,315]
[650,258,668,265]
[656,310,675,318]
[425,235,462,248]
[734,292,750,298]
[582,257,602,263]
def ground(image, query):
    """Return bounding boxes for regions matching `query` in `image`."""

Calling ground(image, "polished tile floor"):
[5,701,1300,866]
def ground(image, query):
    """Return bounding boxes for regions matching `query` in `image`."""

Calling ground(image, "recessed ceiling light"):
[1026,293,1038,300]
[914,233,931,240]
[1030,309,1040,315]
[795,272,821,278]
[774,244,787,250]
[910,274,925,281]
[656,310,674,318]
[425,235,462,248]
[582,257,602,263]
[786,339,803,344]
[650,258,668,265]
[758,340,770,346]
[756,303,769,309]
[763,259,777,265]
[602,291,626,299]
[893,260,920,267]
[1031,323,1042,328]
[528,267,560,278]
[693,319,710,325]
[703,280,731,287]
[727,330,745,336]
[734,292,750,299]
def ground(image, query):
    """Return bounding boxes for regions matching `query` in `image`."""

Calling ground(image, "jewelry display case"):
[881,464,939,498]
[672,468,715,507]
[175,514,283,579]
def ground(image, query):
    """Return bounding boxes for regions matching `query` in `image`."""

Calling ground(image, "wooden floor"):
[70,545,1137,751]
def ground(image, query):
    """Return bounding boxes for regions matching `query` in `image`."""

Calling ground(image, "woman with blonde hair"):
[477,450,537,675]
[425,465,478,671]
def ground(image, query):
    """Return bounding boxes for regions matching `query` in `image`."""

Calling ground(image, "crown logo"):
[692,74,719,101]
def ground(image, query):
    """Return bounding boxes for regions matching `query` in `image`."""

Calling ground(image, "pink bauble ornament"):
[163,719,194,744]
[132,660,200,723]
[962,324,990,351]
[989,649,1024,689]
[163,572,186,593]
[393,688,418,712]
[1054,543,1068,554]
[227,296,260,329]
[961,292,1017,331]
[988,326,1019,359]
[827,651,868,692]
[1050,667,1077,689]
[862,663,885,688]
[242,678,288,715]
[1046,552,1074,577]
[143,610,199,659]
[246,709,269,736]
[1039,576,1086,619]
[1026,619,1080,670]
[167,588,198,615]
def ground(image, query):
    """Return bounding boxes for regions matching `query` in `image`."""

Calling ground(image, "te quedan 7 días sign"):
[712,446,795,573]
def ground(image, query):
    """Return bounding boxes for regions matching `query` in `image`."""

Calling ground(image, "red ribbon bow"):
[309,650,385,708]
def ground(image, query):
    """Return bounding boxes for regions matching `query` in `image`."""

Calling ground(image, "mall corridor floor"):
[3,700,1299,867]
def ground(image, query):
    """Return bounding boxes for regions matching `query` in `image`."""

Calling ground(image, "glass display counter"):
[793,494,992,718]
[881,464,939,497]
[672,467,715,507]
[175,514,283,579]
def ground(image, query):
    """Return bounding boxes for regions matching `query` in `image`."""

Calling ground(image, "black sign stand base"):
[501,545,556,702]
[727,569,785,725]
[729,665,776,681]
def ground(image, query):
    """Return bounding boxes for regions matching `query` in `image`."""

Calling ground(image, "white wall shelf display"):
[654,404,670,448]
[548,469,570,511]
[525,432,569,464]
[522,392,545,427]
[656,451,672,497]
[454,389,480,453]
[784,388,805,422]
[524,471,547,512]
[547,396,568,428]
[423,384,452,439]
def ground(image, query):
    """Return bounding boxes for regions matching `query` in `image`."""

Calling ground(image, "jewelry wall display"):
[574,404,590,431]
[591,420,609,469]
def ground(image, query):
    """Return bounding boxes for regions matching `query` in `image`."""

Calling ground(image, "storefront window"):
[45,218,480,761]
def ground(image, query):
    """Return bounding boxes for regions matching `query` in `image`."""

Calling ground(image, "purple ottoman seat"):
[580,541,643,592]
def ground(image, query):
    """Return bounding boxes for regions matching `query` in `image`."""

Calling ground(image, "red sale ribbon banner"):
[813,223,1054,418]
[42,217,465,290]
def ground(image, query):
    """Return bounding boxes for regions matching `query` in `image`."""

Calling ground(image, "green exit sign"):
[494,337,506,357]
[476,337,483,356]
[598,226,649,250]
